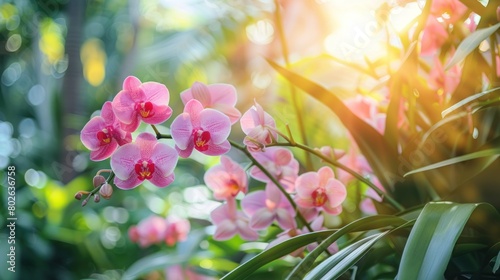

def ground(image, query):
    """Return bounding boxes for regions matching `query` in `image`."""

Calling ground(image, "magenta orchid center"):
[193,129,211,151]
[97,127,113,146]
[134,159,155,180]
[311,188,327,207]
[135,101,155,118]
[227,179,240,196]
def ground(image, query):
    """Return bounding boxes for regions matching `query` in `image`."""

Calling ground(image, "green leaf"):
[493,250,500,274]
[307,221,414,280]
[397,202,492,279]
[221,230,336,280]
[305,234,383,280]
[441,87,500,118]
[267,60,398,190]
[404,148,500,176]
[445,22,500,70]
[286,215,409,280]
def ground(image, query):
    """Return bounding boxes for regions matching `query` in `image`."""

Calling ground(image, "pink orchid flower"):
[240,101,278,152]
[181,81,241,124]
[430,0,468,24]
[295,166,347,215]
[249,147,299,192]
[421,16,448,55]
[337,148,372,184]
[210,199,259,241]
[166,265,216,280]
[111,132,178,189]
[316,146,346,161]
[112,76,173,132]
[171,99,231,158]
[164,216,191,246]
[81,101,132,161]
[128,215,168,248]
[204,156,248,200]
[241,183,296,230]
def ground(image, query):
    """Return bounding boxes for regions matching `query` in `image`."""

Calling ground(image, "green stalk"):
[273,0,313,170]
[268,142,405,212]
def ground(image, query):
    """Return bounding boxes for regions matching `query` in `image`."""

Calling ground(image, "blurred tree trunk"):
[59,0,85,183]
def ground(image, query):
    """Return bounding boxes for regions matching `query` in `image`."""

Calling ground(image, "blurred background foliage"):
[1,0,499,279]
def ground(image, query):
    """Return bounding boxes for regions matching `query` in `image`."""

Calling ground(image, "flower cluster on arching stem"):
[77,75,349,255]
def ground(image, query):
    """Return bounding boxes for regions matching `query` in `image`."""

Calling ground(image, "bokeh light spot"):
[6,34,22,52]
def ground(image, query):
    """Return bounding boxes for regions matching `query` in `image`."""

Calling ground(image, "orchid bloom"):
[180,81,241,124]
[111,132,178,189]
[210,199,259,241]
[171,99,231,158]
[420,16,448,56]
[430,0,468,24]
[166,265,216,280]
[316,146,346,161]
[128,215,168,248]
[204,156,248,200]
[241,183,296,230]
[164,216,191,246]
[240,101,278,152]
[112,76,173,132]
[249,147,299,192]
[80,101,132,161]
[295,166,347,215]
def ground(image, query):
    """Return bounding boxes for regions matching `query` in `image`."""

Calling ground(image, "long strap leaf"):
[267,60,398,190]
[397,202,499,279]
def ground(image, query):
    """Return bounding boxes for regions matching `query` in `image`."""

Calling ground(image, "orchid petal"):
[171,113,194,150]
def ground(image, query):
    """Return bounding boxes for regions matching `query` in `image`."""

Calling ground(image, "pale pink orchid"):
[181,81,241,124]
[171,99,231,158]
[337,148,373,184]
[210,199,259,241]
[164,216,191,246]
[80,101,132,161]
[128,215,168,248]
[295,166,347,215]
[241,183,296,230]
[204,156,248,200]
[344,96,385,134]
[240,101,278,152]
[316,146,346,161]
[249,147,299,192]
[111,132,178,189]
[267,215,337,257]
[430,0,468,24]
[420,17,448,56]
[112,76,172,132]
[166,265,216,280]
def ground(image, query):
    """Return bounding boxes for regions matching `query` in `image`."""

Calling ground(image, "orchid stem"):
[229,140,314,233]
[268,142,405,212]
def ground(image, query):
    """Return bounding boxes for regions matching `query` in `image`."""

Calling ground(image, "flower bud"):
[93,175,106,188]
[94,194,101,203]
[99,183,113,200]
[497,6,500,22]
[74,192,83,200]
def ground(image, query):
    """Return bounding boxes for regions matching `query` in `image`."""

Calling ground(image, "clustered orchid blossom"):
[78,76,351,258]
[128,215,190,248]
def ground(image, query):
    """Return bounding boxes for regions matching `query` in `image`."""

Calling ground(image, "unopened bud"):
[497,6,500,22]
[93,175,106,188]
[74,192,83,200]
[99,183,113,200]
[94,194,101,203]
